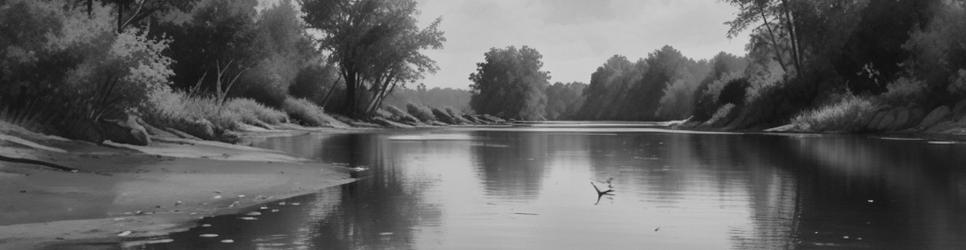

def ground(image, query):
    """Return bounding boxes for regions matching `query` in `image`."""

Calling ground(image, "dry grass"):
[145,89,289,135]
[281,97,333,127]
[791,94,875,132]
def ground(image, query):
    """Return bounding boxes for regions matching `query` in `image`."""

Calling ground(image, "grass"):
[145,89,290,138]
[281,97,333,127]
[791,94,875,132]
[406,103,436,122]
[223,98,288,126]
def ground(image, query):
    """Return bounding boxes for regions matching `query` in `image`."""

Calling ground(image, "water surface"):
[140,122,966,249]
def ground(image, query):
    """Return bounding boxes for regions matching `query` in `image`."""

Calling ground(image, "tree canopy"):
[300,0,445,118]
[469,46,550,120]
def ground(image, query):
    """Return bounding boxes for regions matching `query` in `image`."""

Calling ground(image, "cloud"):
[415,0,749,89]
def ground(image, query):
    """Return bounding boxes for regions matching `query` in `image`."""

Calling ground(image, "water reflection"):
[138,124,966,249]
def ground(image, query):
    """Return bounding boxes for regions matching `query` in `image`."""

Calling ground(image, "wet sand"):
[0,122,354,249]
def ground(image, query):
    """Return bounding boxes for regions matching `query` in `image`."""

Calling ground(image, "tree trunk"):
[342,70,358,117]
[780,0,802,77]
[758,6,789,75]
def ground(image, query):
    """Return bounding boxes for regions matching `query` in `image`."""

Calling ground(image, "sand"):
[0,122,354,249]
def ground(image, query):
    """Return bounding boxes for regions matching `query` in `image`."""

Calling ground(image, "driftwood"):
[0,154,78,172]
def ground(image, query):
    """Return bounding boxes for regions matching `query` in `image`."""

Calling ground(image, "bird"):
[591,181,615,205]
[591,181,615,196]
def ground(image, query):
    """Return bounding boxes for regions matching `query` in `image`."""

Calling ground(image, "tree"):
[545,82,587,120]
[469,46,550,120]
[156,0,259,98]
[301,0,445,118]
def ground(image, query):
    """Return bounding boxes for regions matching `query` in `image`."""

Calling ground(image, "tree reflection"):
[471,131,550,201]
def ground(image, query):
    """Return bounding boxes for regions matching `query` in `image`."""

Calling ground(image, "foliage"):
[0,0,175,140]
[791,93,875,132]
[545,82,587,120]
[144,88,287,138]
[904,0,966,97]
[877,77,927,106]
[406,103,436,122]
[290,61,343,107]
[301,0,445,117]
[157,0,259,95]
[382,86,473,113]
[281,97,334,127]
[469,46,550,120]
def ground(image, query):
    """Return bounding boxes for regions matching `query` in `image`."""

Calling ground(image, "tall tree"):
[301,0,445,118]
[469,46,550,120]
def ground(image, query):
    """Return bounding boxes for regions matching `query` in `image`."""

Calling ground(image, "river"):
[135,122,966,249]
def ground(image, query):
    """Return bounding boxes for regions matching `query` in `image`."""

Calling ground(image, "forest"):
[3,0,966,146]
[0,0,464,144]
[470,0,966,133]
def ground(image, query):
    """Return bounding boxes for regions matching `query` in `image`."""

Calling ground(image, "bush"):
[145,89,235,138]
[877,77,926,106]
[223,98,288,125]
[406,103,436,122]
[705,104,736,127]
[145,88,290,138]
[282,97,334,127]
[791,93,875,132]
[0,1,175,141]
[432,108,457,124]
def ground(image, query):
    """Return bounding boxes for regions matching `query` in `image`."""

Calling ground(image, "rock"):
[906,107,926,128]
[927,121,956,133]
[372,117,413,129]
[874,111,896,131]
[764,124,796,132]
[177,118,216,140]
[431,108,457,124]
[917,106,951,130]
[140,121,178,138]
[865,110,887,130]
[889,108,910,130]
[99,115,151,146]
[482,114,506,123]
[954,100,966,117]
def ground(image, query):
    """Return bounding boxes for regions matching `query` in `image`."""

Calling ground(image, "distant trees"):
[545,82,587,120]
[469,46,550,120]
[383,85,474,113]
[300,0,445,118]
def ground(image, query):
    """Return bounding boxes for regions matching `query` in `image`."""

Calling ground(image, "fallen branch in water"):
[0,154,79,172]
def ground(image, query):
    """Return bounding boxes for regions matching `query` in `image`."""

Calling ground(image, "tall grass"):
[145,89,289,137]
[281,97,334,127]
[791,94,875,132]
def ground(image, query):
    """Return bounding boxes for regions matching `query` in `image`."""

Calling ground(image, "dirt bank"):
[0,122,355,249]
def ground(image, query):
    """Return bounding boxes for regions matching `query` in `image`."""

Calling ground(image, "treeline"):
[0,0,444,144]
[467,46,587,120]
[382,86,473,114]
[471,0,966,133]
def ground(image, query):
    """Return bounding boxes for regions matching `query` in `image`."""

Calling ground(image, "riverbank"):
[0,121,355,249]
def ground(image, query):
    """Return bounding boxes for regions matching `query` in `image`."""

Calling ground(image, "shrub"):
[877,77,927,106]
[432,108,458,124]
[282,97,333,127]
[948,69,966,96]
[223,98,288,125]
[406,103,436,122]
[705,104,736,127]
[144,89,234,138]
[717,78,750,106]
[791,93,875,132]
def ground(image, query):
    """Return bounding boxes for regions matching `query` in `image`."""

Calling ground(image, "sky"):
[412,0,751,90]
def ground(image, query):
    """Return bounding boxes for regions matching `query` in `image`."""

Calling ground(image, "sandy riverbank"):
[0,122,355,249]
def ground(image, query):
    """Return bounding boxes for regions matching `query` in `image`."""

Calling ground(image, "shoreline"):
[0,121,357,249]
[2,118,963,249]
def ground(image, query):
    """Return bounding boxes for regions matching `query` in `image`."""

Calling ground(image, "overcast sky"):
[412,0,750,89]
